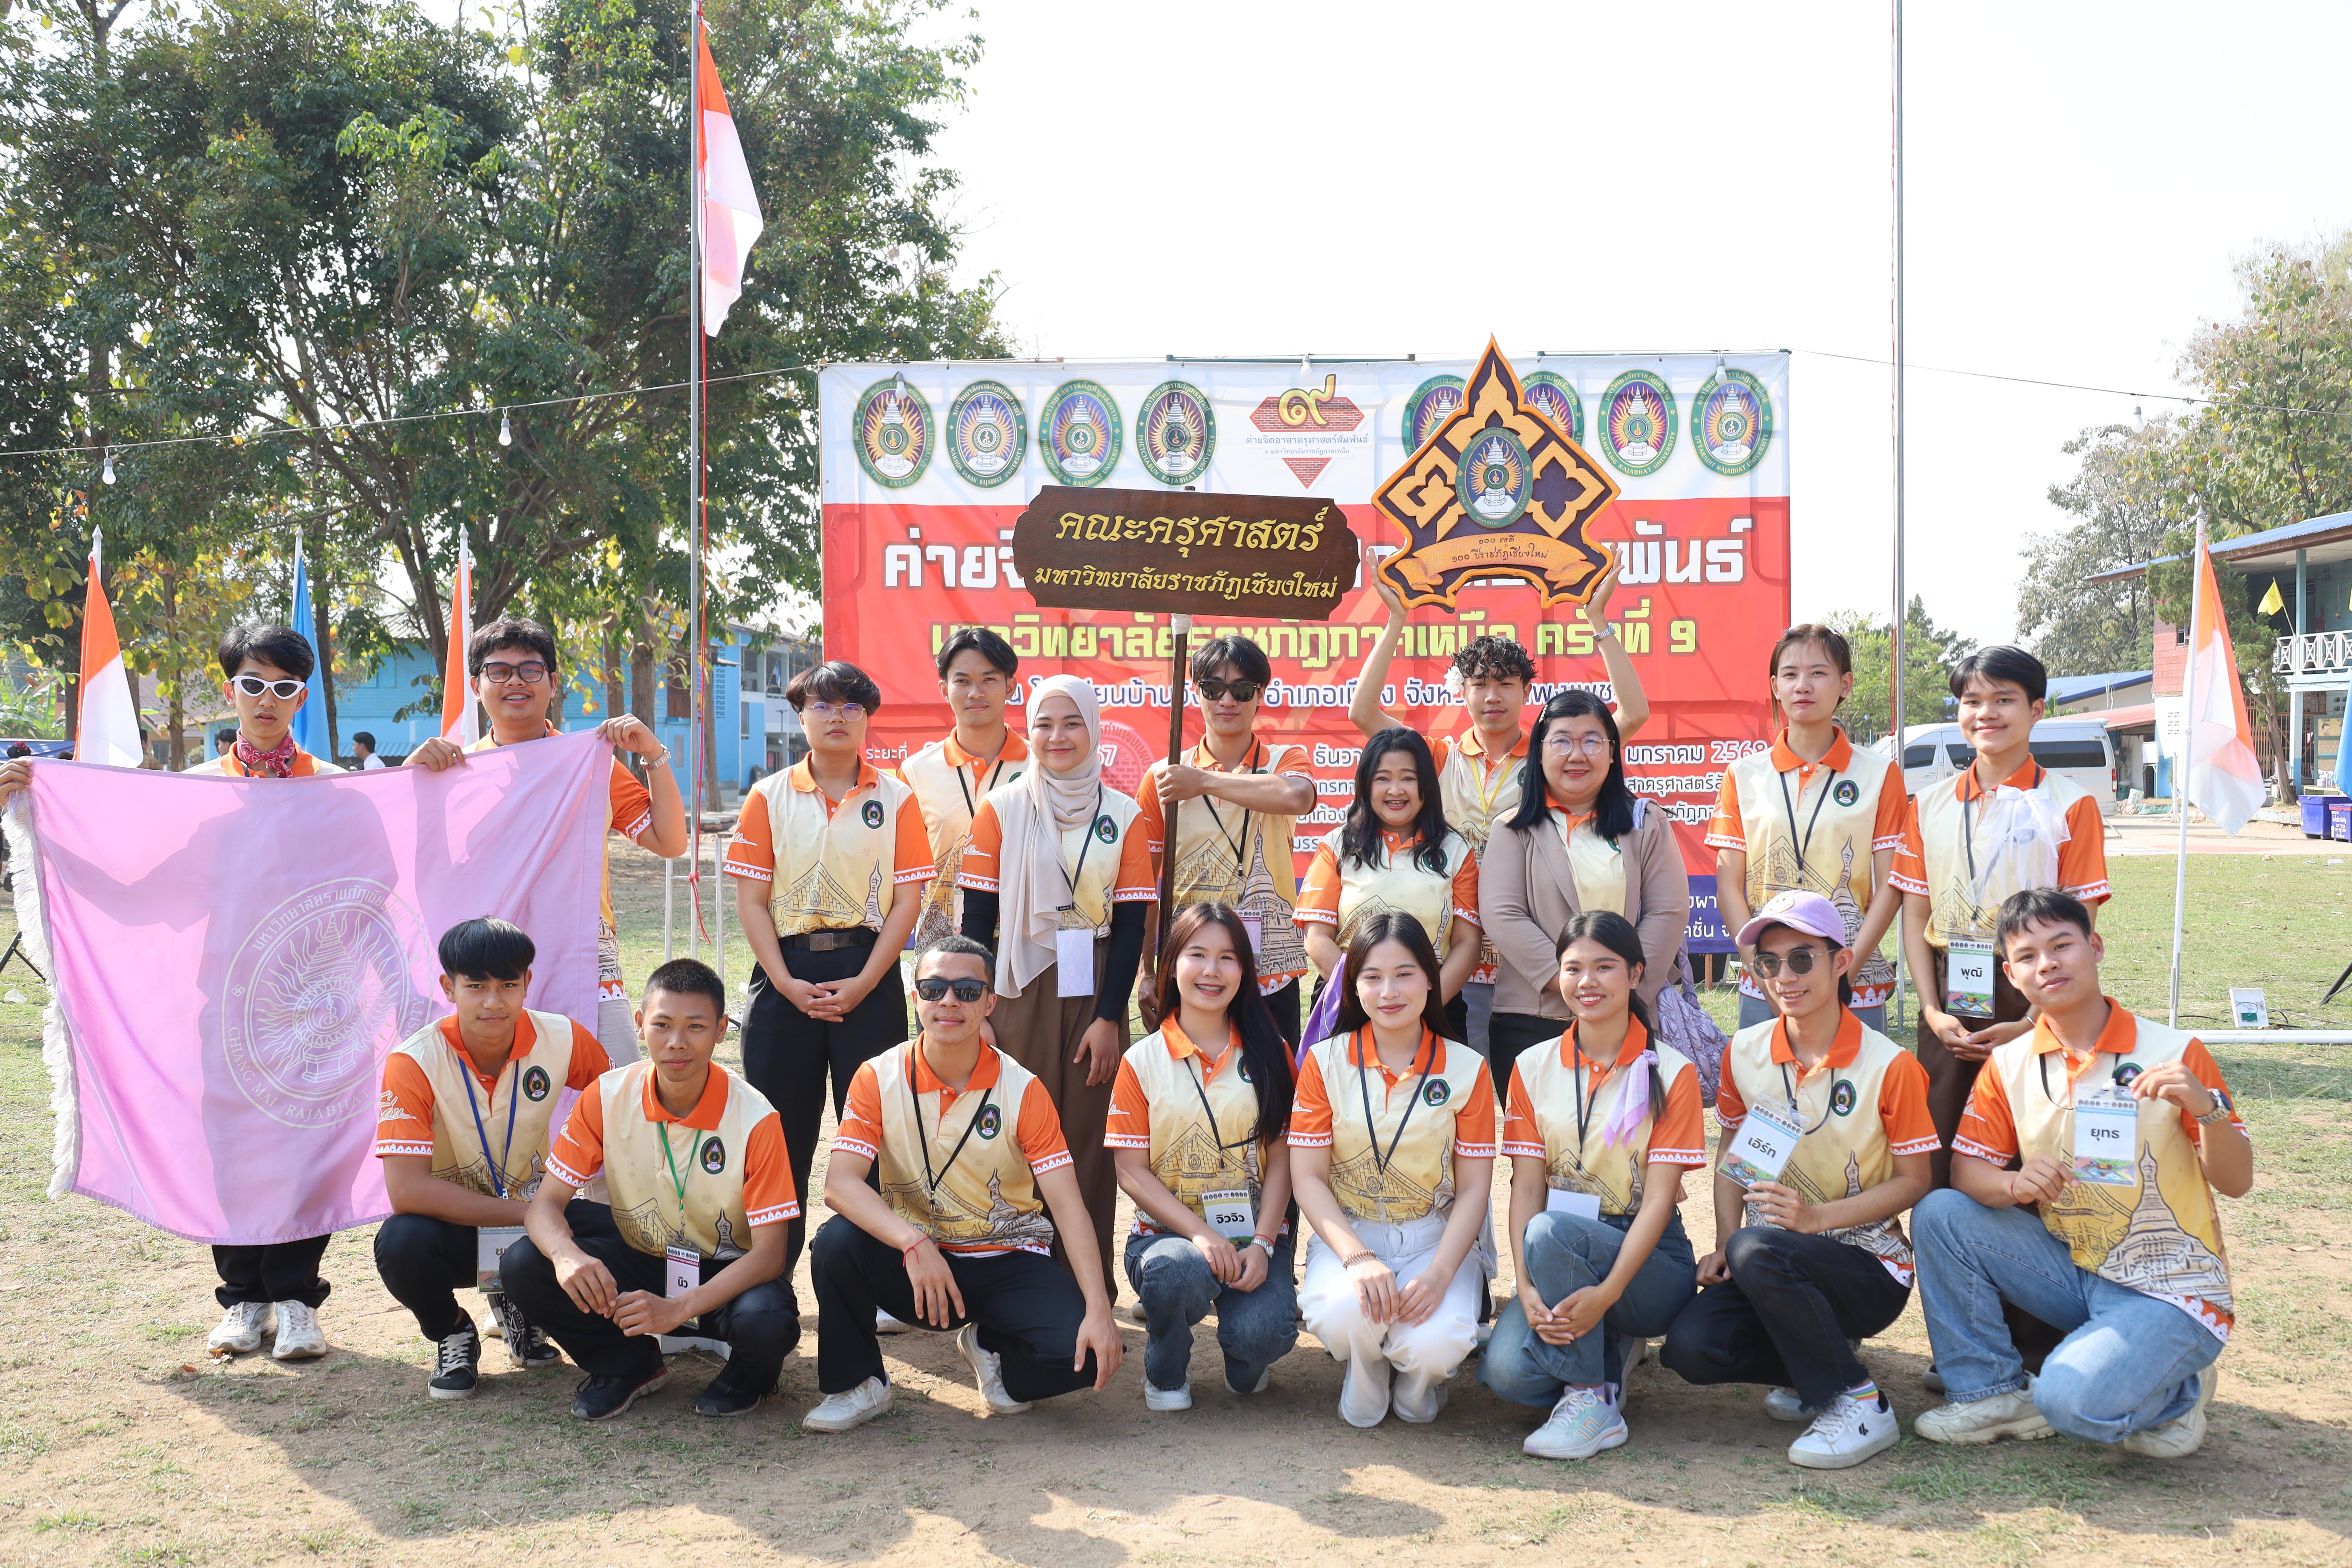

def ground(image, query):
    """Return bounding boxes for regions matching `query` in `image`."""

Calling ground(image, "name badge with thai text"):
[1200,1190,1255,1241]
[665,1244,700,1302]
[1945,938,1997,1017]
[2072,1086,2140,1185]
[475,1225,525,1288]
[1720,1097,1804,1190]
[1055,924,1095,997]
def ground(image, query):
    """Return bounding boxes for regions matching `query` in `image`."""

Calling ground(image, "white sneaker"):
[207,1301,271,1357]
[1224,1366,1271,1395]
[1914,1387,2055,1445]
[1523,1385,1628,1460]
[875,1308,917,1335]
[802,1376,894,1433]
[270,1301,328,1360]
[1764,1386,1809,1423]
[1790,1392,1900,1469]
[1337,1355,1393,1428]
[1145,1380,1193,1412]
[955,1323,1032,1415]
[2123,1367,2217,1458]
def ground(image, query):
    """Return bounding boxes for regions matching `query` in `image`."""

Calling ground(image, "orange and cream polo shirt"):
[1955,1002,2244,1340]
[1715,1011,1938,1281]
[896,730,1030,942]
[1291,1027,1496,1224]
[1106,1020,1290,1238]
[1136,736,1315,994]
[1430,729,1528,984]
[724,758,934,938]
[1294,826,1481,966]
[548,1062,798,1262]
[958,786,1157,935]
[377,1011,609,1197]
[1503,1017,1707,1217]
[470,726,654,935]
[1890,760,2109,949]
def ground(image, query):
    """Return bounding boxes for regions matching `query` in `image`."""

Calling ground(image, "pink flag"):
[5,729,612,1244]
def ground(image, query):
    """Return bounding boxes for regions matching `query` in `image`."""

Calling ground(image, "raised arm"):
[1348,544,1414,739]
[1581,555,1649,741]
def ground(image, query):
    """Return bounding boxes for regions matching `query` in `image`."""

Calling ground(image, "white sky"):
[919,0,2352,647]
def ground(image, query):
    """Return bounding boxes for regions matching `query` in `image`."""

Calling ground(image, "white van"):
[1900,719,2118,815]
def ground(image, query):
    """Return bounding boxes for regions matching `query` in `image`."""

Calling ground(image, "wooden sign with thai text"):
[1011,485,1358,620]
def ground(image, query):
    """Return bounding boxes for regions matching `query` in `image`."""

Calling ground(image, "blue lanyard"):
[456,1041,523,1199]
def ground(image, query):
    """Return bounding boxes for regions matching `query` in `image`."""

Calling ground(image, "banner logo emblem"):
[1137,380,1216,486]
[1522,372,1585,443]
[1599,370,1677,476]
[854,379,934,488]
[946,380,1027,487]
[1040,379,1122,486]
[1455,430,1533,529]
[1401,375,1465,449]
[1694,368,1772,478]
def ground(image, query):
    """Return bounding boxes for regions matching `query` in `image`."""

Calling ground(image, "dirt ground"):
[1,843,2348,1566]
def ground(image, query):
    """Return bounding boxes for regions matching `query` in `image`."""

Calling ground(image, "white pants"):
[597,920,642,1067]
[1301,1211,1484,1428]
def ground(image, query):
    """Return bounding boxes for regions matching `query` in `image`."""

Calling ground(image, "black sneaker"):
[571,1364,671,1421]
[486,1290,562,1370]
[429,1324,482,1401]
[695,1372,768,1419]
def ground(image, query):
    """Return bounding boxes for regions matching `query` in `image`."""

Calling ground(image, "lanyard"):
[1566,1040,1611,1167]
[1355,1028,1436,1181]
[1777,763,1837,879]
[1960,761,2042,882]
[1464,737,1516,821]
[1185,1043,1260,1162]
[954,753,1009,821]
[656,1120,692,1230]
[1060,787,1107,914]
[910,1053,993,1197]
[1778,1060,1842,1137]
[456,1047,523,1200]
[1201,739,1265,881]
[2040,1049,2128,1106]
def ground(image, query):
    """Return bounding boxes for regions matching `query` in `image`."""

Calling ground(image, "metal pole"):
[686,0,705,961]
[2169,522,2206,1026]
[1153,614,1193,957]
[713,817,727,1001]
[1888,0,1909,1034]
[665,856,675,963]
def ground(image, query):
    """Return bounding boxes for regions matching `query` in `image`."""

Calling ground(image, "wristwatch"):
[1246,1235,1276,1256]
[2195,1092,2233,1127]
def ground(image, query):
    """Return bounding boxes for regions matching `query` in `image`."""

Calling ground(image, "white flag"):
[697,25,764,336]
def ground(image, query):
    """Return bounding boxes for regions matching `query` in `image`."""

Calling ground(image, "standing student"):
[1891,646,2110,1189]
[1480,692,1690,1098]
[1293,727,1483,1038]
[373,918,611,1399]
[1706,625,1906,1033]
[727,658,933,1270]
[801,936,1123,1433]
[404,616,689,1066]
[1912,890,2248,1459]
[1290,913,1496,1428]
[1136,635,1318,1044]
[1106,903,1300,1410]
[957,675,1155,1285]
[1479,911,1704,1460]
[1660,891,1936,1470]
[899,627,1029,946]
[351,731,386,770]
[1350,552,1645,1058]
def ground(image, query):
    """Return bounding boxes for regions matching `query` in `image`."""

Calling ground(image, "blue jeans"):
[1912,1190,2219,1442]
[1479,1208,1698,1403]
[1124,1231,1299,1393]
[1737,989,1886,1035]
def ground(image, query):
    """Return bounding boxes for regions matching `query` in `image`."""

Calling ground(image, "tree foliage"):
[1828,597,1977,747]
[2018,420,2175,676]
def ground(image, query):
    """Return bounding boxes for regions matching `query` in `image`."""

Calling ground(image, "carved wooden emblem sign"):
[1371,338,1619,610]
[1011,485,1357,620]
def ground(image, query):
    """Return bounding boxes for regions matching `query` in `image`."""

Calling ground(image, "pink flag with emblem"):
[4,729,612,1243]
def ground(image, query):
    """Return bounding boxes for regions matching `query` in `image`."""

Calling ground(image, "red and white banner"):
[819,354,1793,949]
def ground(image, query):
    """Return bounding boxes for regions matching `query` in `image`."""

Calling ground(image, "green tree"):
[1828,597,1977,748]
[2019,419,2174,675]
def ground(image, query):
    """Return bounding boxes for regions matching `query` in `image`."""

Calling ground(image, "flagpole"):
[684,0,706,962]
[1887,0,1909,1034]
[2168,519,2206,1026]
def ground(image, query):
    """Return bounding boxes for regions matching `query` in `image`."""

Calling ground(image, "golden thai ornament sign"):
[1371,339,1619,610]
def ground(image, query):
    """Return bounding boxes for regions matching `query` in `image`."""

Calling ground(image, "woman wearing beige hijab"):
[959,676,1158,1284]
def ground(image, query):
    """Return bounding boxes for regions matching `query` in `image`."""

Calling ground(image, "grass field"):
[0,844,2346,1566]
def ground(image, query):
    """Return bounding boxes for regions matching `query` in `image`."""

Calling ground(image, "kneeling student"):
[802,936,1122,1432]
[1912,889,2249,1458]
[1660,892,1935,1469]
[375,918,613,1398]
[499,960,801,1421]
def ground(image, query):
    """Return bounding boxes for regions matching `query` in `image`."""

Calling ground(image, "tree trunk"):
[602,620,625,724]
[164,561,186,771]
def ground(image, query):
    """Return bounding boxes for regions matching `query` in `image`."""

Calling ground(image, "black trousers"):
[373,1204,606,1341]
[1265,976,1300,1048]
[1660,1226,1913,1409]
[1488,1011,1564,1103]
[740,946,908,1271]
[497,1217,801,1390]
[213,1236,331,1309]
[810,1215,1100,1400]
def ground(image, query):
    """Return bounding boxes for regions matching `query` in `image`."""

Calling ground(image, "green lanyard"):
[657,1122,692,1234]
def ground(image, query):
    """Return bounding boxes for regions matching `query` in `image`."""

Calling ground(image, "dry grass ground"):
[0,844,2347,1566]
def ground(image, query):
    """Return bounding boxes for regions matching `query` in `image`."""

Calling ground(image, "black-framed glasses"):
[1750,946,1828,977]
[1195,678,1262,703]
[230,674,305,700]
[913,976,989,1002]
[479,660,550,686]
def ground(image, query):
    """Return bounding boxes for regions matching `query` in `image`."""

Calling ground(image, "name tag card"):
[1720,1098,1804,1190]
[2072,1087,2139,1185]
[1544,1187,1603,1222]
[1945,938,1997,1017]
[1055,925,1096,997]
[1200,1189,1255,1241]
[475,1225,525,1288]
[665,1244,700,1302]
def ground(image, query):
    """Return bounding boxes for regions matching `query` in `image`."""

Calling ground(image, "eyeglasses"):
[1195,678,1262,703]
[230,675,305,700]
[913,976,989,1002]
[1750,945,1829,977]
[479,660,549,686]
[805,701,868,720]
[1543,732,1612,757]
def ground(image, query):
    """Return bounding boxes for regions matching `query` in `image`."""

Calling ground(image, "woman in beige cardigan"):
[1479,691,1691,1095]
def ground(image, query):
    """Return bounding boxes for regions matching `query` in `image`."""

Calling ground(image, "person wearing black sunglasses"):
[804,936,1122,1433]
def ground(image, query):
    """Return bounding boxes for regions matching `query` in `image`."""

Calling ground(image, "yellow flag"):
[2257,579,2284,617]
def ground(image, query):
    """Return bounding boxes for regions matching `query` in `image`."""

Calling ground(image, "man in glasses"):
[802,935,1121,1433]
[1136,635,1318,1044]
[726,658,933,1272]
[897,627,1028,946]
[405,617,688,1069]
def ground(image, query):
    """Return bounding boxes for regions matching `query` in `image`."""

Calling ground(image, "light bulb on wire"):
[102,450,116,485]
[498,409,511,447]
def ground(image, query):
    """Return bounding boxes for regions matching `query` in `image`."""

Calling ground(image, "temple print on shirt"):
[1157,1120,1265,1210]
[1749,1149,1914,1269]
[1329,1141,1451,1223]
[882,1168,1058,1254]
[1756,839,1895,996]
[1173,827,1307,978]
[773,859,878,936]
[2043,1145,2231,1318]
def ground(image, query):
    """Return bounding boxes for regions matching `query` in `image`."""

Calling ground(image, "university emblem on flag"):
[1456,429,1534,529]
[1693,367,1771,478]
[1401,375,1465,448]
[1136,380,1216,486]
[854,379,934,488]
[947,379,1027,487]
[700,1136,727,1175]
[523,1065,551,1101]
[1522,372,1585,443]
[221,879,433,1130]
[1040,379,1122,486]
[1599,370,1676,476]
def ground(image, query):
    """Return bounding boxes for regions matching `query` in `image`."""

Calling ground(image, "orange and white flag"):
[75,529,144,768]
[695,24,764,335]
[439,532,478,745]
[2186,537,2263,834]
